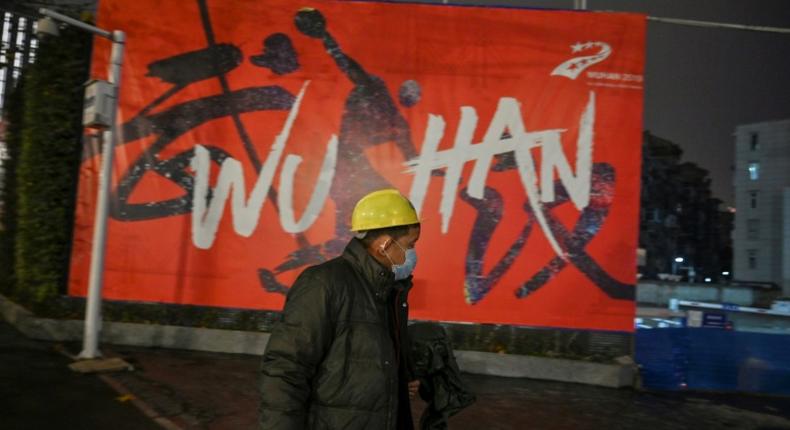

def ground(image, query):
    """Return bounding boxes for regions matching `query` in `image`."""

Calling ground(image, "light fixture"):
[34,16,60,38]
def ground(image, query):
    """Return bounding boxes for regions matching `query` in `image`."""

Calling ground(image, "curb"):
[0,294,270,354]
[98,375,185,430]
[0,294,635,388]
[455,350,635,388]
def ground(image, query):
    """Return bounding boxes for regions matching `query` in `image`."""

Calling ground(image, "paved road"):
[3,317,790,430]
[0,320,160,430]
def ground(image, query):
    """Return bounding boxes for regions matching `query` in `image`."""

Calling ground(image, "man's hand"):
[408,380,420,399]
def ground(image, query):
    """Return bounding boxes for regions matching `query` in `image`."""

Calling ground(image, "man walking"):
[260,189,421,429]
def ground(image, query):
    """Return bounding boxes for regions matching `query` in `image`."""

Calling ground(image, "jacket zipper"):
[386,288,403,430]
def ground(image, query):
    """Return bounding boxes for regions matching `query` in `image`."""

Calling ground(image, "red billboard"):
[70,0,646,331]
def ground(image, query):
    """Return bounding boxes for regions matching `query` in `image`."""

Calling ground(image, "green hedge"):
[6,25,90,304]
[0,78,25,293]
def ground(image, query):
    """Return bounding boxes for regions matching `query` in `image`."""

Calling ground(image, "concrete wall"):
[637,281,755,306]
[728,312,790,335]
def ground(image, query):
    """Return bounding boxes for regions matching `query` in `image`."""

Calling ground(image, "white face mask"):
[383,240,418,280]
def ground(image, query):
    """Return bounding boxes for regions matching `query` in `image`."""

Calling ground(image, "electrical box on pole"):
[83,79,114,130]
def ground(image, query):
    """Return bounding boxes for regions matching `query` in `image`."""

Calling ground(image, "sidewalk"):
[103,344,790,430]
[3,318,790,429]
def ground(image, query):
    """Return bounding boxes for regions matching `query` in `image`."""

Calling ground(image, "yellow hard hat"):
[350,189,419,232]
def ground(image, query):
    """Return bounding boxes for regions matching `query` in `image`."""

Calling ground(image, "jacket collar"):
[342,238,396,298]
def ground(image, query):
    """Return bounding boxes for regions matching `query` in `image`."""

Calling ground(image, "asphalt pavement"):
[2,319,790,429]
[0,320,160,430]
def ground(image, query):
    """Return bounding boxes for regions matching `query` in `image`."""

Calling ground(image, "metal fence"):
[636,328,790,396]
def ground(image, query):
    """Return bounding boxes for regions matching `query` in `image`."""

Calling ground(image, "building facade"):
[733,119,790,295]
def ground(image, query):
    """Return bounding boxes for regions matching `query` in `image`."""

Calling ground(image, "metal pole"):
[39,8,112,38]
[647,16,790,34]
[36,9,125,360]
[78,30,125,359]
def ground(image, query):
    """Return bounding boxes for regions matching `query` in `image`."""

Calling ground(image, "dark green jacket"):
[409,323,475,429]
[260,239,413,430]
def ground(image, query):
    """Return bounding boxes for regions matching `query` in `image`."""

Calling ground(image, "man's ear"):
[374,236,391,255]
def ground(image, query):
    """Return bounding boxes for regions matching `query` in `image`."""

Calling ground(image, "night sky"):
[603,0,790,207]
[440,0,790,206]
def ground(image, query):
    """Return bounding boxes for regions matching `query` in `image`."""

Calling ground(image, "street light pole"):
[38,8,125,359]
[81,30,124,360]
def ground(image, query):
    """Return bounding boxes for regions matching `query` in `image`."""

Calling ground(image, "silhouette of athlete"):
[258,8,426,292]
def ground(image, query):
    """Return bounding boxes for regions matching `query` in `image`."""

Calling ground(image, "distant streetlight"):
[704,277,711,283]
[37,8,125,360]
[674,257,684,263]
[722,271,730,276]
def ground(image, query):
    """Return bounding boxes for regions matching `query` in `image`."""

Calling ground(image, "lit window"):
[748,162,760,180]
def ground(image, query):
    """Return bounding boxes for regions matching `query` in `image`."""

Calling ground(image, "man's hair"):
[358,223,419,248]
